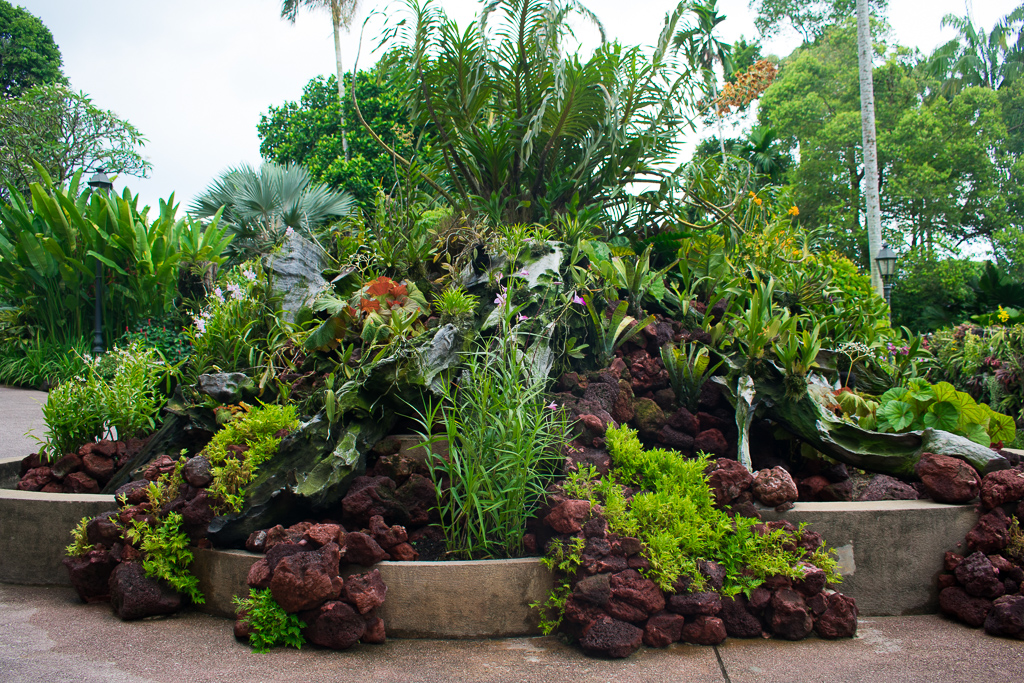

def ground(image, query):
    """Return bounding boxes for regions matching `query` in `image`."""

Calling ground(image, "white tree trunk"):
[856,0,884,296]
[331,1,350,162]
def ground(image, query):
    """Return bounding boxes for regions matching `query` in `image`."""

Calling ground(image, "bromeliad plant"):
[660,341,722,411]
[583,296,655,367]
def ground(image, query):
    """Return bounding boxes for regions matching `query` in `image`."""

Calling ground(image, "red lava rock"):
[182,456,213,488]
[667,591,722,616]
[344,532,389,566]
[966,508,1011,555]
[657,425,694,452]
[944,551,964,572]
[62,549,118,602]
[583,515,609,539]
[752,467,798,507]
[579,615,644,658]
[748,586,772,612]
[643,611,685,647]
[20,452,44,476]
[394,473,437,526]
[573,574,612,606]
[798,475,853,502]
[81,453,115,483]
[610,569,666,613]
[708,458,754,507]
[719,594,763,638]
[544,499,592,534]
[955,551,1005,599]
[937,574,958,591]
[794,563,827,597]
[361,615,387,644]
[17,466,54,491]
[263,524,306,551]
[984,594,1024,639]
[698,560,728,592]
[303,523,344,549]
[143,454,178,482]
[63,471,100,494]
[914,453,980,504]
[693,429,728,458]
[564,596,605,626]
[343,569,387,614]
[246,559,273,589]
[387,542,419,561]
[179,490,215,539]
[93,440,117,458]
[269,542,342,613]
[300,600,365,650]
[50,452,83,479]
[234,614,253,640]
[666,406,700,436]
[680,615,727,645]
[265,541,310,573]
[114,480,150,506]
[806,592,827,617]
[604,597,649,623]
[595,555,629,574]
[940,586,992,627]
[579,414,608,436]
[857,474,919,501]
[368,515,408,550]
[815,592,858,638]
[86,514,122,547]
[108,562,182,620]
[769,588,813,640]
[980,469,1024,510]
[245,529,268,553]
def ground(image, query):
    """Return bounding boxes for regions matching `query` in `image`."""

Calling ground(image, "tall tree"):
[0,84,149,201]
[749,0,887,45]
[280,0,361,162]
[856,0,883,296]
[0,1,65,98]
[928,3,1024,97]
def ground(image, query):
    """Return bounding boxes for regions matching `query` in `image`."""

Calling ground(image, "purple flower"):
[517,314,528,322]
[494,286,507,308]
[547,401,558,410]
[572,292,586,306]
[519,268,530,277]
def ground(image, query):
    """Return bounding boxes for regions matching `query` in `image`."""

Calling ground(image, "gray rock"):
[206,413,389,548]
[183,456,213,488]
[196,373,256,404]
[264,233,327,322]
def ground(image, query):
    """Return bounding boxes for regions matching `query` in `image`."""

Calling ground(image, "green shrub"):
[124,511,203,604]
[232,588,306,653]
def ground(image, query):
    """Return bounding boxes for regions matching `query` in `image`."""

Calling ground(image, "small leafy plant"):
[660,342,722,411]
[233,588,306,653]
[583,297,654,366]
[125,512,204,603]
[65,516,95,557]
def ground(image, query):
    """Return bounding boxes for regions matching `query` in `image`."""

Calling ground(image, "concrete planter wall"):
[0,488,981,634]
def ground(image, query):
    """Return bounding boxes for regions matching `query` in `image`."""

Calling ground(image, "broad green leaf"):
[879,387,909,404]
[881,400,916,432]
[923,401,960,431]
[962,422,991,446]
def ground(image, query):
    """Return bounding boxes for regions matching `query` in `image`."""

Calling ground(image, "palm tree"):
[673,0,734,165]
[190,162,355,259]
[928,4,1024,97]
[280,0,361,161]
[734,126,789,184]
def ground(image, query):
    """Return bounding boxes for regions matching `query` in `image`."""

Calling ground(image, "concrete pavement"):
[1,583,1021,683]
[0,386,47,488]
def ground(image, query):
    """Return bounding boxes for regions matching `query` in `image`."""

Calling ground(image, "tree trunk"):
[331,1,350,162]
[856,0,884,296]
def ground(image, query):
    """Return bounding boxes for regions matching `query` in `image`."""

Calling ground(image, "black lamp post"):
[87,167,113,355]
[875,243,898,310]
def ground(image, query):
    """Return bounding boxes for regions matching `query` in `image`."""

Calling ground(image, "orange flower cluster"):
[716,60,778,115]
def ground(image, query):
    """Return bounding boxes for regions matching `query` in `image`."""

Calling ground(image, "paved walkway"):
[0,386,47,462]
[1,583,1021,683]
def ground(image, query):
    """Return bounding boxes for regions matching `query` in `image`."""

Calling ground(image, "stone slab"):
[760,500,977,616]
[0,455,22,490]
[0,489,117,584]
[191,547,554,638]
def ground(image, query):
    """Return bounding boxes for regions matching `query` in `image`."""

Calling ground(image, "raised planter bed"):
[0,488,981,633]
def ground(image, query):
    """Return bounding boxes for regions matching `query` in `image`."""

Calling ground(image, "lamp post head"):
[875,243,898,284]
[87,167,114,192]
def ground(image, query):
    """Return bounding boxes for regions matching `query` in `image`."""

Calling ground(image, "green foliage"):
[0,1,65,98]
[202,403,299,514]
[0,169,192,345]
[532,536,586,635]
[0,85,149,201]
[0,332,89,388]
[233,588,306,653]
[38,342,170,459]
[65,516,94,557]
[583,298,655,367]
[660,341,722,411]
[119,317,192,366]
[412,321,569,559]
[434,287,478,322]
[125,512,204,604]
[849,377,1017,445]
[751,0,887,44]
[258,71,421,208]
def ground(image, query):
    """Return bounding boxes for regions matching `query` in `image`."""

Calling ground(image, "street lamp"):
[87,167,113,355]
[874,243,898,309]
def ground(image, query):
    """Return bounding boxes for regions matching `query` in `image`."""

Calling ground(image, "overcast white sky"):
[14,0,1020,208]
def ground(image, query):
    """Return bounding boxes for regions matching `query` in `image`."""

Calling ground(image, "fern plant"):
[125,512,204,604]
[233,588,306,653]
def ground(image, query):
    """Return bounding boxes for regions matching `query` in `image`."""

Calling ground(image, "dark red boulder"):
[63,471,100,494]
[693,429,729,458]
[857,474,919,501]
[114,480,149,506]
[708,458,754,507]
[300,600,365,649]
[108,562,182,620]
[604,597,648,623]
[544,499,592,534]
[667,591,721,616]
[984,594,1024,639]
[246,558,272,589]
[86,513,122,547]
[753,467,798,507]
[610,569,666,613]
[955,551,1005,599]
[914,453,980,504]
[361,615,387,644]
[666,406,700,436]
[980,469,1024,510]
[769,588,813,640]
[343,569,387,615]
[17,466,53,491]
[719,594,763,638]
[50,452,83,479]
[815,592,858,638]
[302,523,344,549]
[81,453,115,484]
[182,456,213,488]
[344,532,389,566]
[793,563,827,597]
[579,615,643,658]
[642,611,685,647]
[269,542,342,613]
[573,573,612,606]
[63,549,118,602]
[966,508,1011,555]
[940,586,992,627]
[680,615,727,645]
